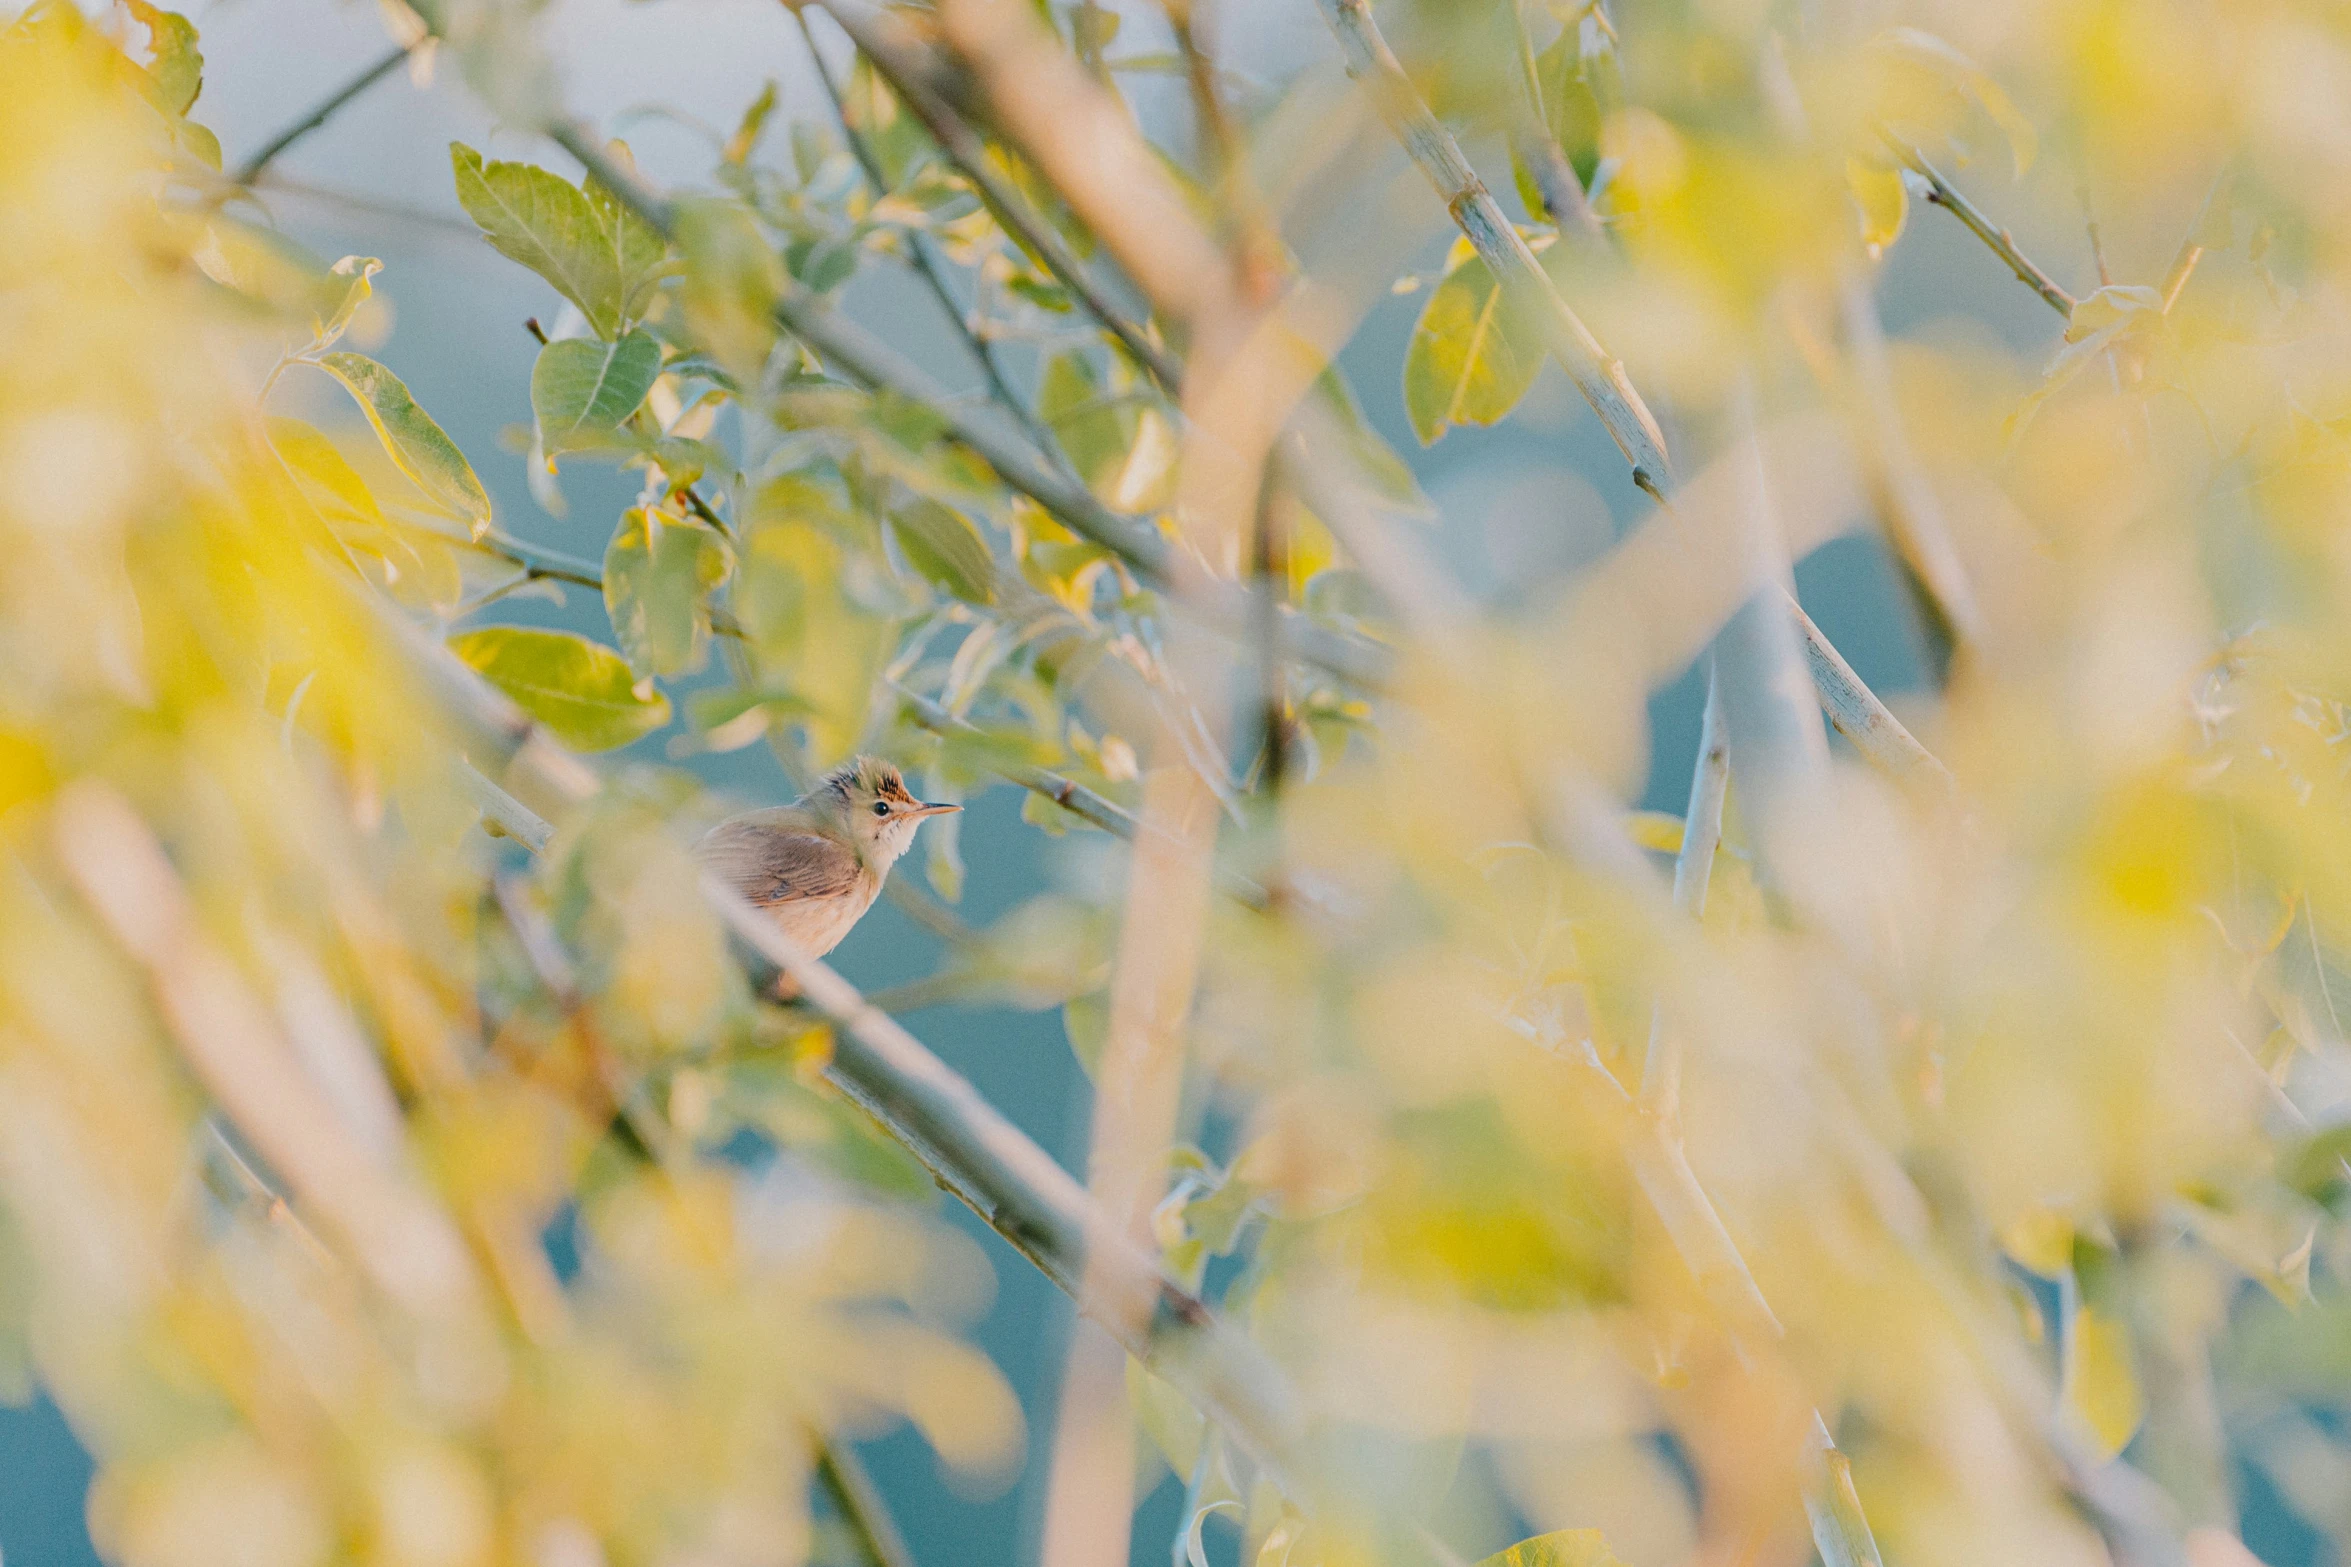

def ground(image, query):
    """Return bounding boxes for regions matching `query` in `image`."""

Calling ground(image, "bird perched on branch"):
[697,756,960,959]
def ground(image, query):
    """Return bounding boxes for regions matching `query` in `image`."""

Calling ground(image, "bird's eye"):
[872,801,891,816]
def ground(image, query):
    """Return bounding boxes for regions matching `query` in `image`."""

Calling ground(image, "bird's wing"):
[698,812,864,907]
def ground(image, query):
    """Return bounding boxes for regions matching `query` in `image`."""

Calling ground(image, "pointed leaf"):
[1846,158,1908,257]
[532,330,661,457]
[1311,366,1432,517]
[313,352,492,536]
[447,627,671,751]
[451,142,628,336]
[1403,242,1542,443]
[314,255,382,351]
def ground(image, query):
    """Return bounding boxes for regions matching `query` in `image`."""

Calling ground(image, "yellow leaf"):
[1474,1529,1628,1567]
[1846,156,1909,257]
[1625,810,1686,854]
[1999,1207,2074,1276]
[2063,1302,2144,1459]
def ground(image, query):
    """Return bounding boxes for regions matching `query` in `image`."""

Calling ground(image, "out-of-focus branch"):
[1639,666,1725,1119]
[1836,271,1989,656]
[1887,138,2075,319]
[52,783,491,1332]
[2160,170,2228,314]
[234,44,410,186]
[1313,0,1672,484]
[817,1444,921,1567]
[795,8,1060,462]
[813,0,1183,394]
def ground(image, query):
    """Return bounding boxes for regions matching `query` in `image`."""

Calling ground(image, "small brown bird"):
[697,756,961,958]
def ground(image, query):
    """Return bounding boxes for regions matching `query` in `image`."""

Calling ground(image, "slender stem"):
[1638,664,1724,1121]
[1789,597,1955,794]
[1804,1413,1888,1567]
[235,45,410,186]
[796,7,1064,460]
[1888,137,2075,318]
[814,0,1184,394]
[2160,169,2228,315]
[897,688,1273,911]
[1315,0,1672,485]
[816,1441,920,1567]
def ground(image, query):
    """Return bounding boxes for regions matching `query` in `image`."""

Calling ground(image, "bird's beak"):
[911,801,962,818]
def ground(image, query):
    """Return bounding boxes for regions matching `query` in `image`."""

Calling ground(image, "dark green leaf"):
[532,330,661,457]
[604,508,728,678]
[314,352,493,536]
[447,627,671,751]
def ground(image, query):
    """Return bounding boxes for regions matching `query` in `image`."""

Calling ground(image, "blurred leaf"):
[533,330,661,458]
[1403,240,1541,444]
[1475,1530,1627,1567]
[124,0,200,116]
[1311,366,1433,518]
[313,351,493,537]
[736,522,893,766]
[448,626,671,751]
[1846,157,1908,257]
[890,499,998,605]
[1531,32,1602,183]
[843,53,927,190]
[2063,1301,2144,1460]
[604,508,727,678]
[1873,27,2038,177]
[268,417,463,613]
[724,79,778,165]
[677,195,784,382]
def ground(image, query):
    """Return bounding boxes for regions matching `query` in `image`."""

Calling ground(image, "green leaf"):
[125,0,201,116]
[271,417,464,614]
[447,627,671,752]
[724,80,779,166]
[736,523,894,767]
[604,508,727,677]
[889,499,997,605]
[1473,1530,1628,1567]
[1402,240,1542,444]
[584,156,669,320]
[313,256,382,352]
[843,54,927,190]
[532,330,661,458]
[452,143,653,338]
[313,352,493,537]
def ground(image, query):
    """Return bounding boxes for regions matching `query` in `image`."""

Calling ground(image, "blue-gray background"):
[4,3,2122,1563]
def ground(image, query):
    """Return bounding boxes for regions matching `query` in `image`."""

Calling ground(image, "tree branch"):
[1887,138,2075,319]
[1788,597,1955,794]
[235,45,410,186]
[814,0,1183,394]
[795,7,1067,461]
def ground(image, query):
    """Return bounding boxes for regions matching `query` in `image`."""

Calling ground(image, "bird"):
[696,755,961,961]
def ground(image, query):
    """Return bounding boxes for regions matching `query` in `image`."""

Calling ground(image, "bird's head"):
[818,755,960,867]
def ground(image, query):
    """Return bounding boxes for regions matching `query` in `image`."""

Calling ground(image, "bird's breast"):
[763,876,882,958]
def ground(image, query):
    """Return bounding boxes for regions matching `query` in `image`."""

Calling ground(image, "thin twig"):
[1638,665,1724,1121]
[2160,169,2229,315]
[1887,137,2075,318]
[1314,0,1672,484]
[1788,597,1955,794]
[817,1435,920,1567]
[815,0,1184,393]
[796,7,1064,459]
[542,122,1388,690]
[235,45,410,186]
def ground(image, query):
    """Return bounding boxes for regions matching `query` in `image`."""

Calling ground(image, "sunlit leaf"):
[1846,157,1908,257]
[723,79,778,166]
[124,0,201,116]
[312,255,382,352]
[1403,239,1541,444]
[533,330,661,458]
[2063,1302,2144,1460]
[676,196,784,382]
[452,142,653,338]
[1873,27,2038,177]
[448,626,671,751]
[313,351,493,537]
[889,498,997,605]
